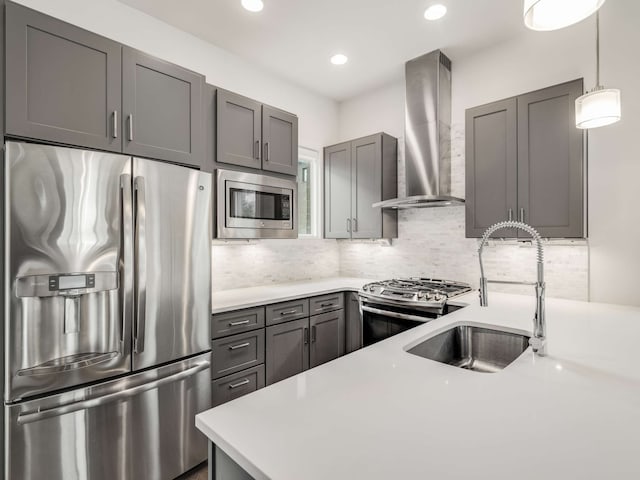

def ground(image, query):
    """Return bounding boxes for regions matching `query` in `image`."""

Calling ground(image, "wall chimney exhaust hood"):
[374,50,464,210]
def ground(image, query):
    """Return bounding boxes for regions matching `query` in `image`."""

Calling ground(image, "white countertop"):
[197,292,640,480]
[211,277,374,314]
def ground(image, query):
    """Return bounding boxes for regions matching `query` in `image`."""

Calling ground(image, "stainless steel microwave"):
[217,169,297,239]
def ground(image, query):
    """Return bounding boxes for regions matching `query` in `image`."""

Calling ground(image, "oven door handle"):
[360,305,432,323]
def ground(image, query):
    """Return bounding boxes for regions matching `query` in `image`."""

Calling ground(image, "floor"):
[177,462,208,480]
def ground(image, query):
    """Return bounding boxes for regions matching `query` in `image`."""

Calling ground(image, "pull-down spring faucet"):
[478,221,547,356]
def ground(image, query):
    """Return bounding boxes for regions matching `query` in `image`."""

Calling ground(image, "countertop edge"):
[211,277,374,314]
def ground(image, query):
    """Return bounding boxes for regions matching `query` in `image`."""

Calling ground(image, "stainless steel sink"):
[407,324,530,373]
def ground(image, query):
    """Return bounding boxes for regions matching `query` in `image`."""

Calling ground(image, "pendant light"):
[524,0,607,31]
[575,12,621,129]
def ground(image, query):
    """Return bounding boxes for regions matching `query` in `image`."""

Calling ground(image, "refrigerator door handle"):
[134,176,147,354]
[16,360,210,425]
[120,174,133,345]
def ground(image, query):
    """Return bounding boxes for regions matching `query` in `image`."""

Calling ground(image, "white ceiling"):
[118,0,526,101]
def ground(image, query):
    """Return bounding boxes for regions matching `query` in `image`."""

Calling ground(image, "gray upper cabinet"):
[265,318,309,386]
[351,135,383,239]
[324,133,397,239]
[465,98,518,238]
[465,79,585,238]
[216,88,298,175]
[5,2,122,152]
[216,88,262,170]
[310,310,345,368]
[262,105,298,176]
[517,80,584,238]
[324,141,352,238]
[122,47,203,167]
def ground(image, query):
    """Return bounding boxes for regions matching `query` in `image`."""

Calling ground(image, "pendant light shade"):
[575,88,621,129]
[574,11,621,129]
[524,0,607,31]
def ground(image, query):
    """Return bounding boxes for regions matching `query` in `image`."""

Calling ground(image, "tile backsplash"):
[211,239,339,292]
[211,124,589,301]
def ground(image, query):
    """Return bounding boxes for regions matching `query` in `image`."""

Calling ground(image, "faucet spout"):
[478,221,547,356]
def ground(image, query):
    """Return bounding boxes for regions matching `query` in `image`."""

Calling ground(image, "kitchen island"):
[196,292,640,479]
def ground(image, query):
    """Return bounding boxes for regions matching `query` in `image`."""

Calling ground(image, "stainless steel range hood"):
[374,50,464,209]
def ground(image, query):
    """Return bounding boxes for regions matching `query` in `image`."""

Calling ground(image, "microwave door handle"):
[134,176,147,354]
[119,174,133,345]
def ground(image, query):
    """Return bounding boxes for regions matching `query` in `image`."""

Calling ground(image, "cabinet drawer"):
[211,330,265,380]
[309,292,344,315]
[211,365,265,408]
[266,298,309,326]
[212,307,265,339]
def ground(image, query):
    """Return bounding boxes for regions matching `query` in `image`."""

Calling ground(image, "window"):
[298,147,320,237]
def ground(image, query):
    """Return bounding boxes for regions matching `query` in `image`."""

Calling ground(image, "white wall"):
[15,0,343,292]
[337,1,640,306]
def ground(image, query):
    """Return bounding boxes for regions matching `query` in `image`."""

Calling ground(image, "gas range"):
[358,278,472,347]
[359,278,472,315]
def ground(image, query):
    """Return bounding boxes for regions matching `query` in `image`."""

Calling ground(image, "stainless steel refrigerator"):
[3,141,212,480]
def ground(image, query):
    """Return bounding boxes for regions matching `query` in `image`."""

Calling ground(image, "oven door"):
[217,169,297,239]
[359,299,439,347]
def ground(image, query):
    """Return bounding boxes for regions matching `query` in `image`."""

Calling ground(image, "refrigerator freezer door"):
[132,159,211,370]
[4,142,133,402]
[5,353,211,480]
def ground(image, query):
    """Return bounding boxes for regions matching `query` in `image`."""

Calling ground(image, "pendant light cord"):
[596,11,600,87]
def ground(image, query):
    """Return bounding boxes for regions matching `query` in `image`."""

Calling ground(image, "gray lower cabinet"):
[310,310,345,368]
[211,306,265,339]
[345,292,363,353]
[324,133,398,239]
[265,317,310,385]
[211,365,265,408]
[465,78,584,238]
[122,47,203,167]
[5,2,122,152]
[211,329,265,380]
[216,88,298,175]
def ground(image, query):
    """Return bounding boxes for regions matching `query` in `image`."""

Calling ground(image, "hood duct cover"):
[374,50,464,209]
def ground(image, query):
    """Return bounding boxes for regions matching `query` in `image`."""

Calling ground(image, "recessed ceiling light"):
[241,0,264,13]
[424,4,447,21]
[330,54,348,66]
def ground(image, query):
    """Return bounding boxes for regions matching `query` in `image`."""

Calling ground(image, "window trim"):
[298,146,321,238]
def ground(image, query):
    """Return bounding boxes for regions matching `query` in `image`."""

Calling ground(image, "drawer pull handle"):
[229,320,250,326]
[229,379,250,389]
[228,342,250,350]
[320,303,334,308]
[280,309,298,316]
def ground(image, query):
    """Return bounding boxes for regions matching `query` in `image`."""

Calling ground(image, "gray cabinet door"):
[262,105,298,176]
[465,98,518,238]
[216,89,262,170]
[324,141,352,238]
[310,310,345,368]
[517,79,584,238]
[211,365,265,408]
[265,318,309,385]
[122,47,203,167]
[351,134,383,239]
[5,2,122,152]
[345,292,362,354]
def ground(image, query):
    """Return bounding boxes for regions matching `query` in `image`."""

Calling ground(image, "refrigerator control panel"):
[49,274,95,291]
